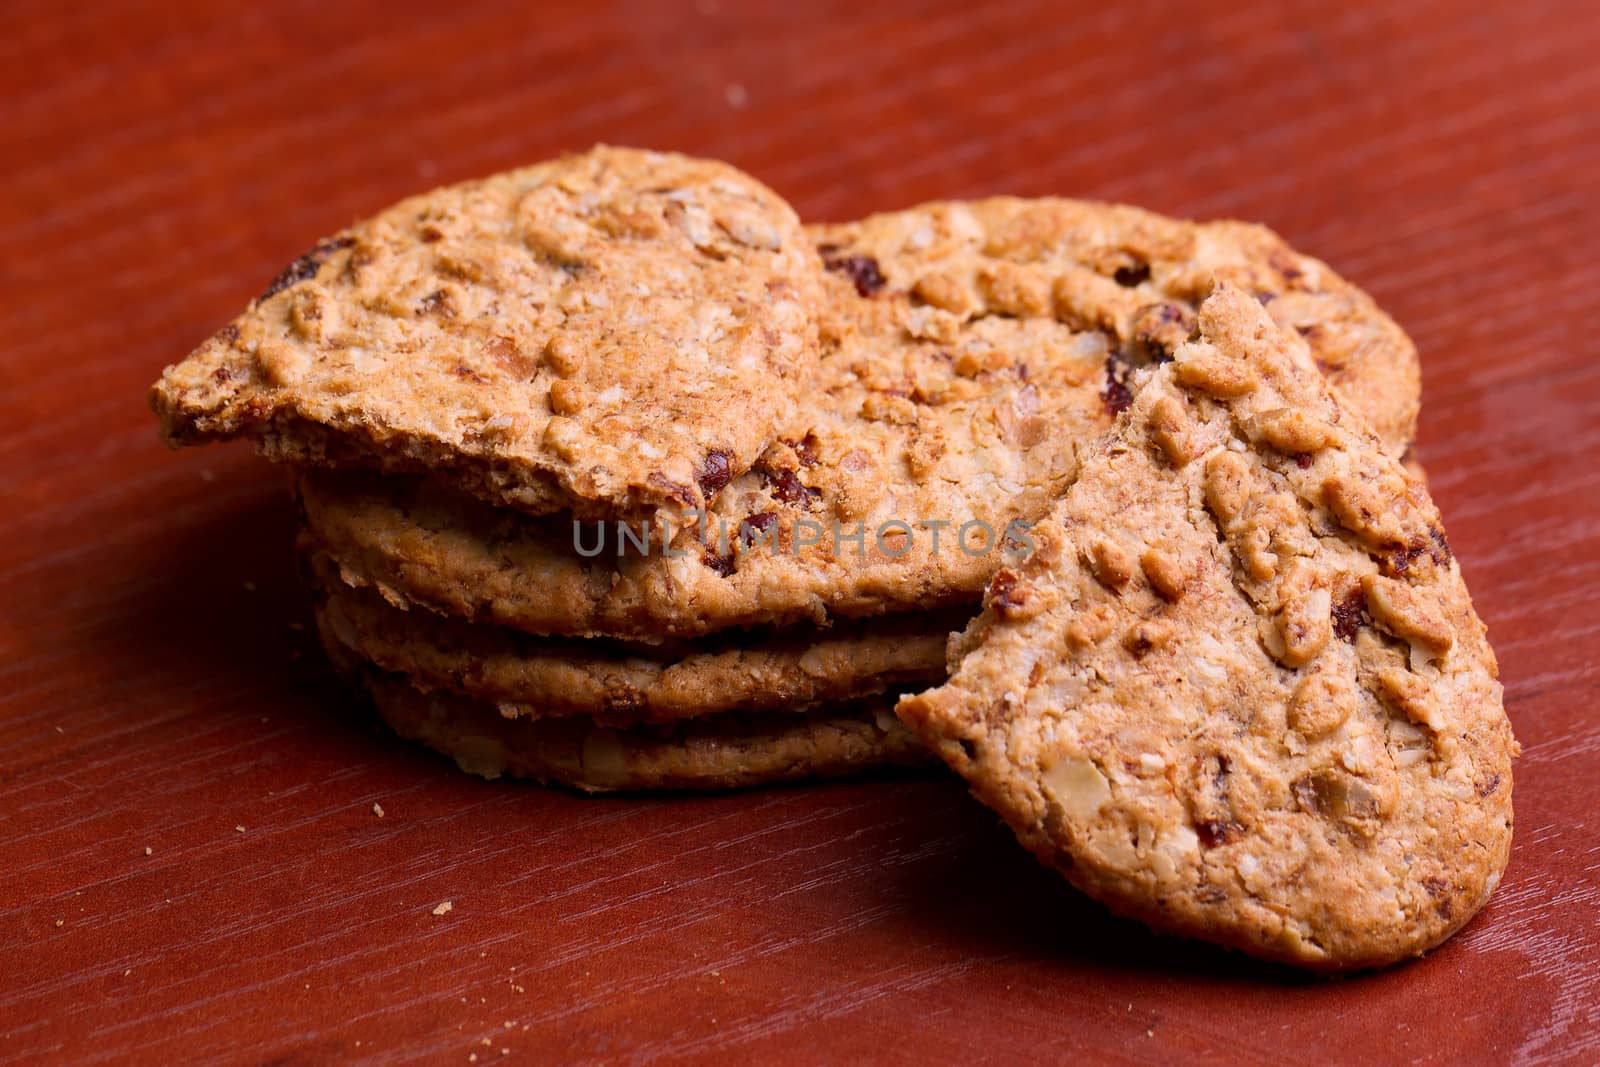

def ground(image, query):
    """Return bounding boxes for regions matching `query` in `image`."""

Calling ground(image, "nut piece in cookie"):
[898,286,1514,972]
[150,146,823,519]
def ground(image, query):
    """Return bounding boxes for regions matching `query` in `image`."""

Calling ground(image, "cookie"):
[897,287,1513,971]
[150,146,822,519]
[311,552,953,725]
[815,198,1419,451]
[299,198,1422,641]
[330,646,932,793]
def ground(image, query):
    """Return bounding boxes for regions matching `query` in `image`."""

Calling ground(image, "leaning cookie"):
[310,551,953,725]
[326,643,932,793]
[151,145,822,519]
[898,286,1514,971]
[299,198,1421,642]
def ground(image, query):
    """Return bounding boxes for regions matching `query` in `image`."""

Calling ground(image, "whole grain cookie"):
[151,146,821,518]
[310,552,952,725]
[332,650,932,793]
[300,198,1421,640]
[897,287,1513,971]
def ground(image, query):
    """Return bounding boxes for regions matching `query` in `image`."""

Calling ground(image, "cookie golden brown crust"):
[150,146,822,519]
[309,551,953,725]
[300,198,1422,641]
[898,287,1513,972]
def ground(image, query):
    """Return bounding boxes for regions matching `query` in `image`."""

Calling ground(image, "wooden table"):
[5,1,1597,1062]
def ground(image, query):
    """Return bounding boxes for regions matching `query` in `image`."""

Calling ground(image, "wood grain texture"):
[3,0,1597,1062]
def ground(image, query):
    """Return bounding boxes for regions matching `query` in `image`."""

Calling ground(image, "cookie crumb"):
[372,802,385,818]
[432,900,453,916]
[55,919,63,927]
[235,825,246,833]
[144,847,153,856]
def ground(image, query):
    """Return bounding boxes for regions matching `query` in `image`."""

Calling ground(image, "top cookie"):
[898,287,1513,971]
[301,198,1421,640]
[150,146,822,518]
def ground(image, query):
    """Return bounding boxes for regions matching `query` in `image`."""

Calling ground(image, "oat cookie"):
[151,146,821,518]
[311,553,952,725]
[301,199,1421,640]
[330,649,931,793]
[898,287,1513,971]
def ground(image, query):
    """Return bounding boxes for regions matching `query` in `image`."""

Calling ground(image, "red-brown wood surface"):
[3,1,1597,1063]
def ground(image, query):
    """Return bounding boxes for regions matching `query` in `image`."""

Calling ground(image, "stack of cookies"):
[151,146,1514,970]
